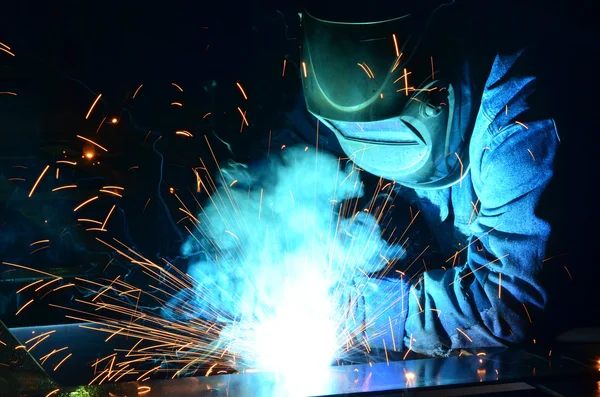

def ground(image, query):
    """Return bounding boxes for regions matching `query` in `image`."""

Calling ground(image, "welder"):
[287,0,562,357]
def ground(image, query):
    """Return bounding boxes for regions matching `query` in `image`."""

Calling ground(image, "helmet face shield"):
[301,11,430,123]
[302,8,474,189]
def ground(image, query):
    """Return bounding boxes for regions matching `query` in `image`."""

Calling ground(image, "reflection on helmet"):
[301,5,474,190]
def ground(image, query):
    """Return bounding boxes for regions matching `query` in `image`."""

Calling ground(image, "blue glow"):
[180,146,395,371]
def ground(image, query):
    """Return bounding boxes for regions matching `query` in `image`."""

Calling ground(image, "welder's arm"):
[403,120,559,356]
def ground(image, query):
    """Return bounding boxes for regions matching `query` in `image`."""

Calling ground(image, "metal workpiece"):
[6,321,600,397]
[0,320,57,395]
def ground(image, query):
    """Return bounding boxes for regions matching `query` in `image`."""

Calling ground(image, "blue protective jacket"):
[269,50,560,357]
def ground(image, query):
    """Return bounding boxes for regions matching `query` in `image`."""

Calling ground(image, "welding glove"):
[338,275,410,359]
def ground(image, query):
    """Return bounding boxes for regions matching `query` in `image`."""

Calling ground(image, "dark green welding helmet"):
[301,0,476,189]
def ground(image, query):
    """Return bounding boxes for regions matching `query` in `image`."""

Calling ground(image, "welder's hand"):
[334,212,406,278]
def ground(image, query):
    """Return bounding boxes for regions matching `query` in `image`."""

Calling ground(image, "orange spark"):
[102,186,125,190]
[237,107,249,126]
[56,160,77,165]
[171,83,183,92]
[28,165,50,197]
[282,59,287,76]
[392,34,400,57]
[111,117,118,124]
[563,265,573,281]
[357,63,374,78]
[456,328,473,343]
[102,205,116,230]
[99,189,122,197]
[30,239,50,246]
[76,135,108,152]
[138,386,152,395]
[16,280,45,294]
[403,68,409,96]
[54,353,72,371]
[52,185,77,192]
[73,196,99,212]
[0,91,17,95]
[0,42,11,50]
[302,61,307,78]
[522,303,533,323]
[16,299,34,316]
[45,389,60,397]
[515,120,529,129]
[430,56,435,80]
[236,82,248,100]
[0,47,15,56]
[171,102,183,107]
[202,112,211,119]
[85,94,102,119]
[498,272,502,298]
[133,84,143,99]
[175,130,193,137]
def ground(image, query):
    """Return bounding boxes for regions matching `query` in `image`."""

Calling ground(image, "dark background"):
[0,0,598,337]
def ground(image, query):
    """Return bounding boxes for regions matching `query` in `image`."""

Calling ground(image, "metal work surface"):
[6,321,600,396]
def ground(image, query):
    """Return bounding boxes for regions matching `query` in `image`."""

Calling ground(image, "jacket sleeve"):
[403,118,559,356]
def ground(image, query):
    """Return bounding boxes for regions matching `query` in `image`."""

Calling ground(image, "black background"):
[0,0,598,334]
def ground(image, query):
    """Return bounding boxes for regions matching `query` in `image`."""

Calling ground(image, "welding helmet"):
[301,1,475,189]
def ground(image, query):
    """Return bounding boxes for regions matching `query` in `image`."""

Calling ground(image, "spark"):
[99,189,123,197]
[30,239,50,246]
[456,328,473,343]
[430,56,435,80]
[527,149,535,161]
[563,265,573,281]
[73,196,99,212]
[30,245,50,255]
[25,330,56,344]
[54,353,73,371]
[133,84,143,99]
[498,272,502,298]
[102,205,116,230]
[237,107,249,126]
[52,185,77,192]
[28,165,50,197]
[176,130,193,137]
[522,303,533,323]
[515,120,529,129]
[392,34,400,57]
[34,278,62,292]
[16,280,45,294]
[8,178,25,181]
[357,63,374,79]
[40,347,68,364]
[454,152,464,184]
[0,91,17,95]
[236,82,248,100]
[203,112,212,119]
[302,61,307,78]
[103,186,125,190]
[85,94,102,119]
[27,334,51,352]
[45,389,60,397]
[78,218,103,225]
[56,160,77,165]
[0,46,16,56]
[16,299,34,316]
[138,386,152,395]
[171,102,183,107]
[282,59,287,76]
[111,117,118,124]
[402,68,409,96]
[77,135,108,152]
[172,83,183,92]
